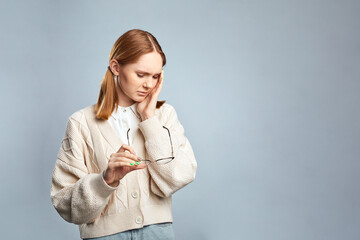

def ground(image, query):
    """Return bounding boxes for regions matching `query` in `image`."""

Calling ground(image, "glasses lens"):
[156,158,173,165]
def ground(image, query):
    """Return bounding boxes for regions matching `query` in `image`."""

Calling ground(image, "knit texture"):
[50,103,197,239]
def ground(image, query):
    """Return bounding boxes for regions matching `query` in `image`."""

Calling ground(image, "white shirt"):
[108,102,141,145]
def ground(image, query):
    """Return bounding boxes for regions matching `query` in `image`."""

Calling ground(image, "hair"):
[95,29,167,120]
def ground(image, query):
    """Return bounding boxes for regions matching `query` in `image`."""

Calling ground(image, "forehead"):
[129,52,163,73]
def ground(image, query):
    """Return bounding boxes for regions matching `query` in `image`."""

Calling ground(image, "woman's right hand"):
[103,144,147,187]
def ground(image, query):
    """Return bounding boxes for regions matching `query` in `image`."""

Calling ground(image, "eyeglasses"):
[127,126,175,165]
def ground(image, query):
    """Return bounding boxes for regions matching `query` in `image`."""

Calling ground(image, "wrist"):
[141,114,154,121]
[103,171,119,187]
[108,181,119,188]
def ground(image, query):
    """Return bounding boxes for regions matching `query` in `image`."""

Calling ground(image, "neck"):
[118,101,135,107]
[117,99,136,107]
[115,83,136,107]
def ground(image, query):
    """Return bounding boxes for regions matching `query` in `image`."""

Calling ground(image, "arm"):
[50,115,117,224]
[138,104,197,198]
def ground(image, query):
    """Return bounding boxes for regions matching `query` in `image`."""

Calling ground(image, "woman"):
[50,29,197,239]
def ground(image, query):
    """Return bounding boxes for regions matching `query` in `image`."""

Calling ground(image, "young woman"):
[50,29,197,239]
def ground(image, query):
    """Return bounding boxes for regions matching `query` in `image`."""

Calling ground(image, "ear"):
[109,59,121,76]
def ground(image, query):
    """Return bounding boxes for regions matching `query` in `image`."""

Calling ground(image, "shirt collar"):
[110,102,139,120]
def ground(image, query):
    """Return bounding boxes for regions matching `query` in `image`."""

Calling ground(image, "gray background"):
[0,0,359,239]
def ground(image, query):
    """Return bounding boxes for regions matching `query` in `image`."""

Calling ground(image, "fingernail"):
[130,163,134,166]
[136,161,140,165]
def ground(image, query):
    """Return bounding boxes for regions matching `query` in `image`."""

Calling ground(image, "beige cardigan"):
[50,103,197,239]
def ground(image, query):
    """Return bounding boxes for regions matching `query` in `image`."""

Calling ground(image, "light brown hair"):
[95,29,166,120]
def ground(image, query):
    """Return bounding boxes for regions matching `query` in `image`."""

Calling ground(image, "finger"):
[111,152,140,162]
[129,158,147,167]
[109,161,147,169]
[153,74,164,98]
[150,73,162,94]
[132,162,147,169]
[111,157,137,165]
[111,154,143,165]
[108,161,137,168]
[148,81,159,97]
[117,144,136,154]
[109,159,142,168]
[135,164,147,169]
[157,72,163,89]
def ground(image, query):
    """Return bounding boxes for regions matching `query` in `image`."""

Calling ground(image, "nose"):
[143,77,156,89]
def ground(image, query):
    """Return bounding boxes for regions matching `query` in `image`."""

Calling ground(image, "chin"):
[132,95,147,102]
[133,96,145,102]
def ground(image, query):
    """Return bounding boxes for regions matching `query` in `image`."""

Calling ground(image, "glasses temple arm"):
[162,126,174,159]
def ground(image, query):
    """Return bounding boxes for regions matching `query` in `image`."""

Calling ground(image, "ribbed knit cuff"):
[90,173,118,199]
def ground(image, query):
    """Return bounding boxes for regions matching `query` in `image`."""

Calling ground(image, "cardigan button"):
[135,216,143,224]
[131,191,139,199]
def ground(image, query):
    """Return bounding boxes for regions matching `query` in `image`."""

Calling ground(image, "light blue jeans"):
[83,223,175,240]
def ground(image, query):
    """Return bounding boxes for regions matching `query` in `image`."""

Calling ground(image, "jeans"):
[84,222,175,240]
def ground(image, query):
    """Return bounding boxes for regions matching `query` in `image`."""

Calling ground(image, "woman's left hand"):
[137,70,164,121]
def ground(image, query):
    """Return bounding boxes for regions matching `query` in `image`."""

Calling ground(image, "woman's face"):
[113,51,163,107]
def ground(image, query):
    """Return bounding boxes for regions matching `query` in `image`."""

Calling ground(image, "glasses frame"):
[127,126,175,165]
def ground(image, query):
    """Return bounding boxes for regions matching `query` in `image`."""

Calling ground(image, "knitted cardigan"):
[50,103,197,239]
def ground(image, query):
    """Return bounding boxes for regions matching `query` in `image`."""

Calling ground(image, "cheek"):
[123,77,141,91]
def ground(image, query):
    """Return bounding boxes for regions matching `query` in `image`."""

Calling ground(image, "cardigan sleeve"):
[138,104,197,198]
[50,114,118,225]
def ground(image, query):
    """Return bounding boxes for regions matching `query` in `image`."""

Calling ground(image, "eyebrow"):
[136,70,161,76]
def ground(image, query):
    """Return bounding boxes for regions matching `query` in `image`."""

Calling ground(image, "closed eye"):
[136,68,161,76]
